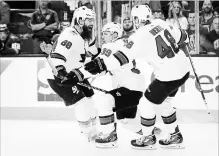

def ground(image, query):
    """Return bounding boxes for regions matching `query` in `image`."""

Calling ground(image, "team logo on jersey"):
[116,92,121,96]
[72,86,79,94]
[126,41,134,49]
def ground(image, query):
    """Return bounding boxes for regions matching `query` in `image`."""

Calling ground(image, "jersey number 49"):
[155,29,179,59]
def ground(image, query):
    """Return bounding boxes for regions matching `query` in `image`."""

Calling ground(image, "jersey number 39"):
[155,29,179,59]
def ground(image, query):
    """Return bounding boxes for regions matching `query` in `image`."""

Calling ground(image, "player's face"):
[81,18,94,40]
[84,18,94,31]
[188,13,196,26]
[123,19,134,32]
[0,31,8,41]
[101,31,112,44]
[213,18,219,33]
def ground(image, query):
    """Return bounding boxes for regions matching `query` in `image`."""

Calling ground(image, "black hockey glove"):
[61,69,84,86]
[55,65,68,81]
[84,57,107,75]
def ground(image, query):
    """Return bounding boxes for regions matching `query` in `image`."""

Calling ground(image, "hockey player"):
[91,22,145,148]
[46,6,99,142]
[61,4,190,149]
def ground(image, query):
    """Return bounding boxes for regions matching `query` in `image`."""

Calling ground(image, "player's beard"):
[81,25,93,41]
[123,25,134,32]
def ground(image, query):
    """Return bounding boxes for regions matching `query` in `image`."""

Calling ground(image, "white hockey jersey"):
[104,19,190,81]
[99,39,145,92]
[50,26,96,73]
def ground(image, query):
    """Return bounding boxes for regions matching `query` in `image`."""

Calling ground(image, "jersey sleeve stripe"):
[113,51,129,66]
[89,38,96,47]
[71,69,84,82]
[178,29,187,44]
[50,53,67,62]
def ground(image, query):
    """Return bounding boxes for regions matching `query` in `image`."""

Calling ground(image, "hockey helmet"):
[102,22,123,41]
[71,6,96,26]
[131,4,152,28]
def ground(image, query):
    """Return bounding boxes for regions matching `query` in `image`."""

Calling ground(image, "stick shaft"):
[170,1,210,114]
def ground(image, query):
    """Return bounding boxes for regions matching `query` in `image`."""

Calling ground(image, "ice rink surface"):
[1,117,218,156]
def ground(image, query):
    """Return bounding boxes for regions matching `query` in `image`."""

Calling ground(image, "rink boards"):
[0,56,218,120]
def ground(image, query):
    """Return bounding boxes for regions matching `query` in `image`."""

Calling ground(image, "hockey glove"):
[55,65,68,81]
[84,57,107,75]
[61,69,84,86]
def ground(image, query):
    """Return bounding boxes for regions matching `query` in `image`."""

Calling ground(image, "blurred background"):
[0,0,218,56]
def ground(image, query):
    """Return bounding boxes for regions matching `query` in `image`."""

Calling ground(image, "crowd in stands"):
[0,0,218,56]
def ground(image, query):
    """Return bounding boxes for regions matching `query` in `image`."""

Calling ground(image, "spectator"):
[0,0,10,24]
[166,1,188,30]
[82,1,93,10]
[199,26,215,54]
[200,0,214,32]
[152,9,165,20]
[206,16,219,54]
[0,24,21,55]
[149,0,161,12]
[185,11,212,54]
[114,15,121,24]
[214,7,219,16]
[30,0,59,54]
[122,15,135,43]
[186,11,196,54]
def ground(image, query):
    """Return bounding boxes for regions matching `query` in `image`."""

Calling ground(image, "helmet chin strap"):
[77,18,85,29]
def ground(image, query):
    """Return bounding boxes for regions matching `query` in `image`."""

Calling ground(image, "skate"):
[87,117,100,142]
[131,131,157,150]
[136,127,162,138]
[159,126,185,149]
[95,123,118,148]
[79,119,100,143]
[86,127,102,143]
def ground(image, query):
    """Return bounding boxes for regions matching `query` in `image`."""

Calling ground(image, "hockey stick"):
[170,1,210,114]
[41,43,109,94]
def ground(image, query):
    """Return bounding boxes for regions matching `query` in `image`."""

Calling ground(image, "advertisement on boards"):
[0,57,218,110]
